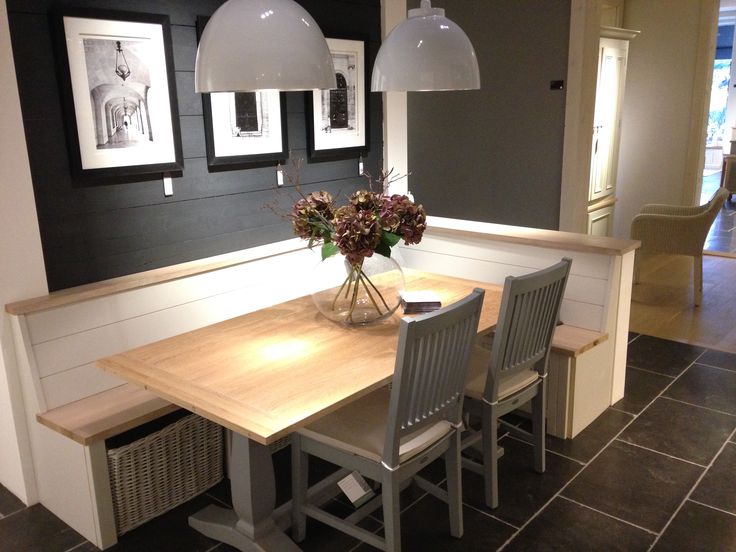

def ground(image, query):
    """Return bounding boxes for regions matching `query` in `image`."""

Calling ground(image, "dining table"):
[96,269,503,551]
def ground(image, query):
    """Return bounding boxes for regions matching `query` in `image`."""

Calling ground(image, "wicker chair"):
[721,154,736,200]
[630,187,729,306]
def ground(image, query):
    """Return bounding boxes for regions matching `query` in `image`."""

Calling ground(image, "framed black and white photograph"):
[307,38,367,161]
[56,9,183,179]
[202,91,288,171]
[196,17,288,171]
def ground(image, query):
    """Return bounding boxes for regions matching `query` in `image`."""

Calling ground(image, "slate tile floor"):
[701,170,736,255]
[2,334,736,551]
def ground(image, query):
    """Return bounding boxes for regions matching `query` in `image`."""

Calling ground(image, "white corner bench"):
[5,239,319,549]
[5,223,638,549]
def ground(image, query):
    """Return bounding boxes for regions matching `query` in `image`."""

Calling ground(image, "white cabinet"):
[587,202,615,237]
[587,27,639,237]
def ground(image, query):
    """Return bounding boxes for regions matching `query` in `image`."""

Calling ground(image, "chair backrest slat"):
[485,259,572,403]
[383,288,485,468]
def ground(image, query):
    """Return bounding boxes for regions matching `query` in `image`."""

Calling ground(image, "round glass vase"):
[311,253,404,326]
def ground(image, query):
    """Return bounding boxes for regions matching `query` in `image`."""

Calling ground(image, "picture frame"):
[307,37,368,161]
[55,9,183,179]
[196,16,288,172]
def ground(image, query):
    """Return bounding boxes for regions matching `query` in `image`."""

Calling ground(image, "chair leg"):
[694,255,703,307]
[290,435,308,543]
[481,402,499,509]
[381,470,402,552]
[532,382,547,474]
[444,430,464,538]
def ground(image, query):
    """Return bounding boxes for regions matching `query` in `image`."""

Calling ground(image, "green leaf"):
[381,231,401,247]
[375,241,392,258]
[321,242,339,260]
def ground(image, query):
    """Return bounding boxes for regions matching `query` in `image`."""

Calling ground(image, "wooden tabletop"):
[96,270,503,445]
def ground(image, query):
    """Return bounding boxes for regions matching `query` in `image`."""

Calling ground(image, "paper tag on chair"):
[338,471,375,508]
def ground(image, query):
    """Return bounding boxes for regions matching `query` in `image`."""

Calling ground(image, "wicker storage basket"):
[107,413,224,535]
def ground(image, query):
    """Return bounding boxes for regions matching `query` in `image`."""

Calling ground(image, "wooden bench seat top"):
[479,324,608,358]
[36,384,179,446]
[551,325,608,357]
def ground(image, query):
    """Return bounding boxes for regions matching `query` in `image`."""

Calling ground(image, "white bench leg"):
[86,441,118,549]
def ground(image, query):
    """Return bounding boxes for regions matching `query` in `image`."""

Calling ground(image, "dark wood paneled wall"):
[8,0,382,290]
[408,0,570,230]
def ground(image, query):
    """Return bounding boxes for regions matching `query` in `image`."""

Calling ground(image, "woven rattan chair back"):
[484,259,571,404]
[382,288,485,468]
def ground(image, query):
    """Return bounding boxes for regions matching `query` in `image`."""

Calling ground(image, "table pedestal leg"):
[189,434,300,551]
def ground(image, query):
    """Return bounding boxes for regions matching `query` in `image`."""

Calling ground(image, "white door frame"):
[560,0,719,234]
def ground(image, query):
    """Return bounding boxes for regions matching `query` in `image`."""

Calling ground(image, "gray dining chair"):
[461,258,571,509]
[291,288,485,552]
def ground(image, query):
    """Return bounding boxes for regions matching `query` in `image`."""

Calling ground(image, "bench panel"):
[33,269,317,380]
[407,232,612,279]
[399,248,606,330]
[26,245,315,344]
[41,366,126,411]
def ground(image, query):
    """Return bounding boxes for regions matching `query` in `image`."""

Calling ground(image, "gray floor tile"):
[546,407,633,463]
[561,440,703,532]
[0,504,85,552]
[653,501,736,551]
[614,366,673,415]
[691,442,736,515]
[354,494,515,551]
[699,349,736,372]
[664,363,736,415]
[0,485,25,517]
[504,497,654,552]
[625,335,704,377]
[462,436,582,527]
[293,499,380,552]
[618,397,736,465]
[107,494,237,552]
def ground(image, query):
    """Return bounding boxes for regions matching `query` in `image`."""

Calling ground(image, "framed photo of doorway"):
[307,37,368,161]
[196,16,289,171]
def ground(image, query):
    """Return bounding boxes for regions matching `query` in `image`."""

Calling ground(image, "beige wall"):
[613,0,717,237]
[0,0,47,502]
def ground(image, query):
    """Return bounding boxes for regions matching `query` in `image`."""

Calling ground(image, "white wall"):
[0,0,47,503]
[381,0,408,194]
[613,0,716,237]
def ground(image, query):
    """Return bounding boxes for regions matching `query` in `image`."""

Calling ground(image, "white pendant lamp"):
[195,0,336,92]
[371,0,480,92]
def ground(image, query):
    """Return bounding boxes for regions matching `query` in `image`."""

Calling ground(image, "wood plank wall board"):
[7,0,382,291]
[26,248,321,408]
[406,0,571,230]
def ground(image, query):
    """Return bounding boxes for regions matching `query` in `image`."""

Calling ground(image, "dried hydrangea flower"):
[349,190,384,213]
[291,191,335,241]
[335,209,381,265]
[381,194,427,245]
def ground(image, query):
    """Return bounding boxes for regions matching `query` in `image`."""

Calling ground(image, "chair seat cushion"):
[298,387,453,464]
[465,346,539,402]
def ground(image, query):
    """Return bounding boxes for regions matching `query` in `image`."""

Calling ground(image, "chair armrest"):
[630,213,712,256]
[639,203,706,216]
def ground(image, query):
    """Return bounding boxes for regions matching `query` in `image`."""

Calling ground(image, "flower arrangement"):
[289,169,427,323]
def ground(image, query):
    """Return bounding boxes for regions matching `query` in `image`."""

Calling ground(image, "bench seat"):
[36,384,178,446]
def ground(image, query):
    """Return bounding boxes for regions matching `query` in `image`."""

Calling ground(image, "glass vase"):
[311,253,404,326]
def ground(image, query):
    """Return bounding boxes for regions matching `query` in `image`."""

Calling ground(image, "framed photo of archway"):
[307,37,368,161]
[55,9,183,179]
